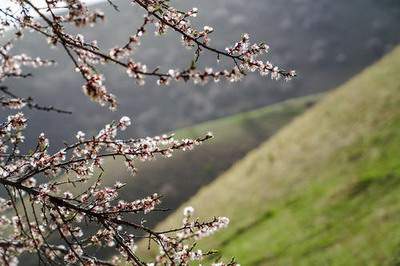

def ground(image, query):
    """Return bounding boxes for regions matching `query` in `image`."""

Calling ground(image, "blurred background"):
[3,0,400,264]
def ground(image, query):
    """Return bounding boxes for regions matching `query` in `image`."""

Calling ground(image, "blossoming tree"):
[0,0,295,265]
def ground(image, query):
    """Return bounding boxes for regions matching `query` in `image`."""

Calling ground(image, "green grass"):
[153,46,400,265]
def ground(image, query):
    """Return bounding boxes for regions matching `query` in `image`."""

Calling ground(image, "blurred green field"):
[153,46,400,265]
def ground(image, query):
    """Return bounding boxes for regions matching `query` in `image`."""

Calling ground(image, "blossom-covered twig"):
[1,0,295,110]
[0,86,72,114]
[0,113,235,265]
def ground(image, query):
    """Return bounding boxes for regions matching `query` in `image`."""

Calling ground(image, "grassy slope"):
[15,88,318,265]
[22,94,313,264]
[61,94,318,229]
[154,46,400,265]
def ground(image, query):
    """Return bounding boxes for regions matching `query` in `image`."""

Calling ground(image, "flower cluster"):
[109,15,151,60]
[80,70,118,110]
[226,33,297,81]
[62,0,105,27]
[0,98,26,109]
[0,47,53,81]
[0,86,72,114]
[149,207,235,265]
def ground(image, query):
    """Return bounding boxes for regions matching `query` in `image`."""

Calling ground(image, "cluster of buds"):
[150,207,234,265]
[226,33,297,81]
[126,60,148,85]
[0,98,26,109]
[0,49,53,81]
[78,65,118,110]
[109,15,152,60]
[63,0,105,27]
[147,3,213,47]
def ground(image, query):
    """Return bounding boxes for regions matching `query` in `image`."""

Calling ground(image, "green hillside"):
[106,95,318,228]
[14,87,319,265]
[153,46,400,265]
[59,94,319,230]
